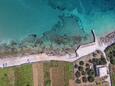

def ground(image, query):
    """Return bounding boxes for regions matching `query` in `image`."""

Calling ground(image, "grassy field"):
[0,68,12,86]
[14,64,33,86]
[0,64,33,86]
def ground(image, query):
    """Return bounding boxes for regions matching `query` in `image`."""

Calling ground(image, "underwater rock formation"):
[42,15,86,41]
[0,16,88,57]
[48,0,78,11]
[48,0,115,14]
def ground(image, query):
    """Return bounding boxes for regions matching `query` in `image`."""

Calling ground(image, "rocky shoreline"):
[100,31,115,45]
[0,30,114,58]
[0,15,91,58]
[0,34,86,58]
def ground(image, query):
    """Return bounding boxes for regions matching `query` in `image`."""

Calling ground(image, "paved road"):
[0,30,114,86]
[0,30,114,68]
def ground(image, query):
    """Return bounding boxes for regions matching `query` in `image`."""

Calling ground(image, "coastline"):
[0,30,114,68]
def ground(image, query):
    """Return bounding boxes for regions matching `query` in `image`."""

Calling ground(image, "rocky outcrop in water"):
[48,0,115,14]
[48,0,78,11]
[0,14,90,57]
[42,15,86,41]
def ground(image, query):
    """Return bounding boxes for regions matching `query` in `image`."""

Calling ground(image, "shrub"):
[110,59,115,65]
[92,58,99,65]
[85,68,90,73]
[75,71,81,78]
[85,63,90,68]
[79,61,84,65]
[75,79,81,84]
[87,76,95,82]
[82,76,87,83]
[74,64,78,68]
[78,66,84,71]
[96,50,101,54]
[88,59,92,63]
[99,57,107,65]
[87,69,95,76]
[92,52,97,57]
[81,71,86,75]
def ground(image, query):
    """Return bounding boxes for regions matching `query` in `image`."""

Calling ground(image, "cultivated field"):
[32,63,44,86]
[50,67,65,86]
[0,61,74,86]
[44,61,74,86]
[0,64,33,86]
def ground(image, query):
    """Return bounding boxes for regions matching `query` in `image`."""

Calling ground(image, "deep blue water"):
[0,0,115,42]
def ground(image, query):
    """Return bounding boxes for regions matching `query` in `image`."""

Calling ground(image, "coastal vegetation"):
[105,44,115,65]
[88,56,107,65]
[105,43,115,86]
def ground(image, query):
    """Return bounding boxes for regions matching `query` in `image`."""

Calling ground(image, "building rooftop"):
[97,66,108,77]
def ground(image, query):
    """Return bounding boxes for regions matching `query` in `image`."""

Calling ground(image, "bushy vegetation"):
[82,76,87,83]
[74,60,95,84]
[88,56,107,65]
[105,44,115,65]
[75,79,81,84]
[79,61,84,65]
[87,76,95,82]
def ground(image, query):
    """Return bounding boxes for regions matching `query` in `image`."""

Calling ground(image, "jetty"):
[0,30,114,68]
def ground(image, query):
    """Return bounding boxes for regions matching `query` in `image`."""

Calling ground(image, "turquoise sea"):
[0,0,115,42]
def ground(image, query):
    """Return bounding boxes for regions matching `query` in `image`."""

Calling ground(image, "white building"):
[96,66,108,77]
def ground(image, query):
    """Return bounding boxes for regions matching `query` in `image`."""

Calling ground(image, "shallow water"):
[0,0,115,42]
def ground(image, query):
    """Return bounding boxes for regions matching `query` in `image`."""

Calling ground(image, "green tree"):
[87,76,95,82]
[92,58,99,65]
[82,76,87,83]
[85,68,90,73]
[92,52,97,57]
[88,59,92,63]
[78,66,84,71]
[85,63,90,68]
[99,57,107,65]
[75,71,81,78]
[79,61,84,65]
[87,69,95,76]
[75,79,81,84]
[81,71,86,75]
[74,64,78,68]
[110,59,115,65]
